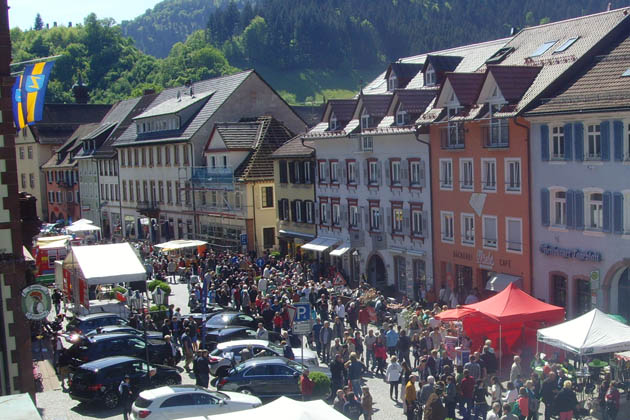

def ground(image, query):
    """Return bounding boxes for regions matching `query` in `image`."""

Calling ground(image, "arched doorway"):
[615,267,630,322]
[367,254,386,287]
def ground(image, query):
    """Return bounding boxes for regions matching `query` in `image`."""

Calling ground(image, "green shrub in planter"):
[309,371,330,397]
[147,280,171,295]
[270,251,281,258]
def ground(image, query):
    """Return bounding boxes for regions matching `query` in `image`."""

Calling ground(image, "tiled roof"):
[213,122,261,150]
[364,38,510,94]
[422,55,463,74]
[133,90,214,120]
[494,7,630,113]
[271,136,315,158]
[528,30,630,114]
[41,123,99,169]
[291,104,325,128]
[360,94,392,117]
[394,89,438,113]
[32,104,112,145]
[329,99,357,122]
[234,117,295,180]
[487,65,542,103]
[115,70,254,145]
[447,73,486,105]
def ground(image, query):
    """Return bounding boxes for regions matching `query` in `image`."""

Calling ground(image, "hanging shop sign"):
[539,244,602,262]
[21,284,52,320]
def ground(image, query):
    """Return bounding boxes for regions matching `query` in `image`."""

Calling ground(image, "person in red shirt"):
[300,369,315,401]
[273,311,283,333]
[358,306,371,336]
[461,369,475,420]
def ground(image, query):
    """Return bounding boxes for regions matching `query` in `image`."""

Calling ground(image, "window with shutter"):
[290,200,297,221]
[575,190,585,230]
[566,190,575,229]
[613,120,624,161]
[279,161,288,183]
[288,161,296,183]
[574,122,584,161]
[602,191,612,232]
[613,192,624,234]
[541,124,550,161]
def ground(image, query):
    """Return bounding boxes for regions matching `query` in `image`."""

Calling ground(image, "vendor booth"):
[436,283,565,366]
[32,235,73,284]
[65,220,102,244]
[154,239,207,253]
[199,396,348,420]
[63,243,147,311]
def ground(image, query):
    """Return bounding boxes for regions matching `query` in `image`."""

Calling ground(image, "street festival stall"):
[154,239,208,253]
[436,283,565,370]
[32,235,74,284]
[61,242,147,313]
[199,396,349,420]
[64,219,102,244]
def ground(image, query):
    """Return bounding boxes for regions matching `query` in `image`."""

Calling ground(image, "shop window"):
[551,274,567,308]
[394,256,406,292]
[263,227,275,249]
[575,278,591,315]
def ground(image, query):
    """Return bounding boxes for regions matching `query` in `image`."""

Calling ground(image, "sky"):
[8,0,163,29]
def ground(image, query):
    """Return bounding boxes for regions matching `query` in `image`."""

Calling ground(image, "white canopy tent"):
[63,243,147,286]
[71,218,93,225]
[187,396,349,420]
[154,239,207,252]
[65,223,101,233]
[537,308,630,355]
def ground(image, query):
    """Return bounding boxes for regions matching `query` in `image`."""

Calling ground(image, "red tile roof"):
[487,65,542,103]
[446,73,485,106]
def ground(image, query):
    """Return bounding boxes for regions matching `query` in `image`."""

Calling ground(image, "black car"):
[68,356,181,408]
[202,327,283,350]
[84,325,163,340]
[65,313,127,334]
[216,356,330,399]
[64,333,176,367]
[205,312,259,331]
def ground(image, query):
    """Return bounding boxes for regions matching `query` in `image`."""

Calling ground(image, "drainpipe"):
[513,116,533,296]
[188,142,197,237]
[116,154,123,240]
[251,183,257,256]
[414,126,435,294]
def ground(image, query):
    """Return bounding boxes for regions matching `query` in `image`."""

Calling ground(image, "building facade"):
[527,26,630,320]
[271,136,317,257]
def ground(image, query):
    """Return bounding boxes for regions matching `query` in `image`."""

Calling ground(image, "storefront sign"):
[21,284,51,320]
[539,244,602,262]
[453,250,473,261]
[476,250,495,268]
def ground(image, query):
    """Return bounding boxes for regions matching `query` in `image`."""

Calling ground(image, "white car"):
[131,385,262,420]
[209,339,319,377]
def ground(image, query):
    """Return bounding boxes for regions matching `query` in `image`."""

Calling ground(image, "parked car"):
[84,325,163,340]
[216,356,331,399]
[64,333,177,367]
[68,356,181,408]
[131,385,262,420]
[208,339,319,377]
[203,327,283,350]
[205,312,259,331]
[65,313,127,334]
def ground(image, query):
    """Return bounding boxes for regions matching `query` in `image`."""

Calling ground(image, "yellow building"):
[271,137,316,257]
[194,117,295,255]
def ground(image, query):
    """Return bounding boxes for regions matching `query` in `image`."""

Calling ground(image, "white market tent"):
[537,308,630,355]
[72,218,93,225]
[154,239,207,251]
[197,396,348,420]
[63,243,146,285]
[66,223,101,233]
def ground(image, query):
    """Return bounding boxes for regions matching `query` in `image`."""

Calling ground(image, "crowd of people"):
[47,244,624,420]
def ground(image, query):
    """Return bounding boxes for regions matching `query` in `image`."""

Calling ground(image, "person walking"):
[418,375,436,418]
[52,289,63,315]
[374,336,387,375]
[404,374,419,420]
[359,306,370,336]
[346,352,366,398]
[195,350,210,388]
[386,324,399,356]
[361,386,373,420]
[329,353,346,401]
[343,392,364,420]
[424,386,448,420]
[300,368,315,401]
[386,355,403,401]
[365,329,377,371]
[180,327,194,372]
[320,321,333,363]
[461,369,475,420]
[604,381,620,420]
[118,375,133,420]
[510,356,522,386]
[553,380,578,420]
[540,372,557,420]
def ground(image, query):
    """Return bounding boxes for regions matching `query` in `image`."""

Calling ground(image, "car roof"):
[75,313,122,321]
[88,332,136,341]
[217,339,268,350]
[79,356,140,370]
[213,327,251,336]
[139,385,210,400]
[239,356,289,367]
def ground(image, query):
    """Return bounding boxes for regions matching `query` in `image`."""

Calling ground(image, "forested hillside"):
[11,0,624,105]
[121,0,248,58]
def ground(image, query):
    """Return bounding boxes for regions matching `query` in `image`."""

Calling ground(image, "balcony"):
[482,121,509,148]
[440,124,465,149]
[136,200,160,217]
[191,166,235,191]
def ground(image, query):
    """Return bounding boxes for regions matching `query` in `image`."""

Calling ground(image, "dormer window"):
[329,113,338,131]
[396,106,408,126]
[361,109,371,130]
[388,74,398,91]
[425,65,436,86]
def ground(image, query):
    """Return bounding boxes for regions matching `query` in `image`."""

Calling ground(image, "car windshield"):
[209,391,229,400]
[207,313,236,327]
[209,348,222,357]
[267,343,283,354]
[287,359,305,373]
[134,397,152,408]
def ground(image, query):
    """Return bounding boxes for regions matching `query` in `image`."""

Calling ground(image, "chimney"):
[72,77,89,104]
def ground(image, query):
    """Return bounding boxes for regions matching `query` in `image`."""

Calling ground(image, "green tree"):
[34,13,44,31]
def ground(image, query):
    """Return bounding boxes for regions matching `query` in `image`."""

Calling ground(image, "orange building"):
[429,67,540,302]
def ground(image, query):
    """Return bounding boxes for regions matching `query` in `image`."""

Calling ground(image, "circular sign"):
[21,284,52,320]
[590,270,600,282]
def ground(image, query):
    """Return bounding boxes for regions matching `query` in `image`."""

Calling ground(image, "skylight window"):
[622,68,630,77]
[553,37,579,53]
[530,41,557,57]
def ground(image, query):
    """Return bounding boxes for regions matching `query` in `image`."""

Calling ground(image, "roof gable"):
[386,62,424,88]
[437,73,485,107]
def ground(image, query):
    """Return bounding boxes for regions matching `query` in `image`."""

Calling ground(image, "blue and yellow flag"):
[21,61,55,126]
[11,74,27,131]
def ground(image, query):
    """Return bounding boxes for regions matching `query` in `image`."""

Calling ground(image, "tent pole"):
[499,323,502,378]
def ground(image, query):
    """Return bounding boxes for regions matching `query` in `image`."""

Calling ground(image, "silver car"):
[209,339,319,377]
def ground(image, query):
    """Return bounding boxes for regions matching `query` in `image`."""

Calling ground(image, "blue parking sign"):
[294,303,311,322]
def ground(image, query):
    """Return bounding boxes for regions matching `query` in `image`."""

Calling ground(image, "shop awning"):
[154,239,208,251]
[63,243,146,286]
[278,229,315,241]
[407,249,426,257]
[330,242,351,257]
[301,236,338,252]
[485,273,522,292]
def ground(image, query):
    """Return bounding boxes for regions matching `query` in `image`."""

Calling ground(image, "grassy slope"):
[255,65,384,105]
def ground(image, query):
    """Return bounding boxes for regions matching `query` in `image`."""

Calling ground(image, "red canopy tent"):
[436,284,565,360]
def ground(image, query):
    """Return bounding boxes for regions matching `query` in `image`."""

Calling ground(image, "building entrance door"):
[367,254,386,287]
[618,267,630,322]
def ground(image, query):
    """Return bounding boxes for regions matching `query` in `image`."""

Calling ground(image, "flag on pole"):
[11,74,26,131]
[21,61,55,126]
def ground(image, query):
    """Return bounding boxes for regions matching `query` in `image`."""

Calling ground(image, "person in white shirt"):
[385,355,403,401]
[502,381,518,404]
[335,299,346,323]
[486,402,501,420]
[449,292,459,308]
[256,323,269,340]
[263,265,271,279]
